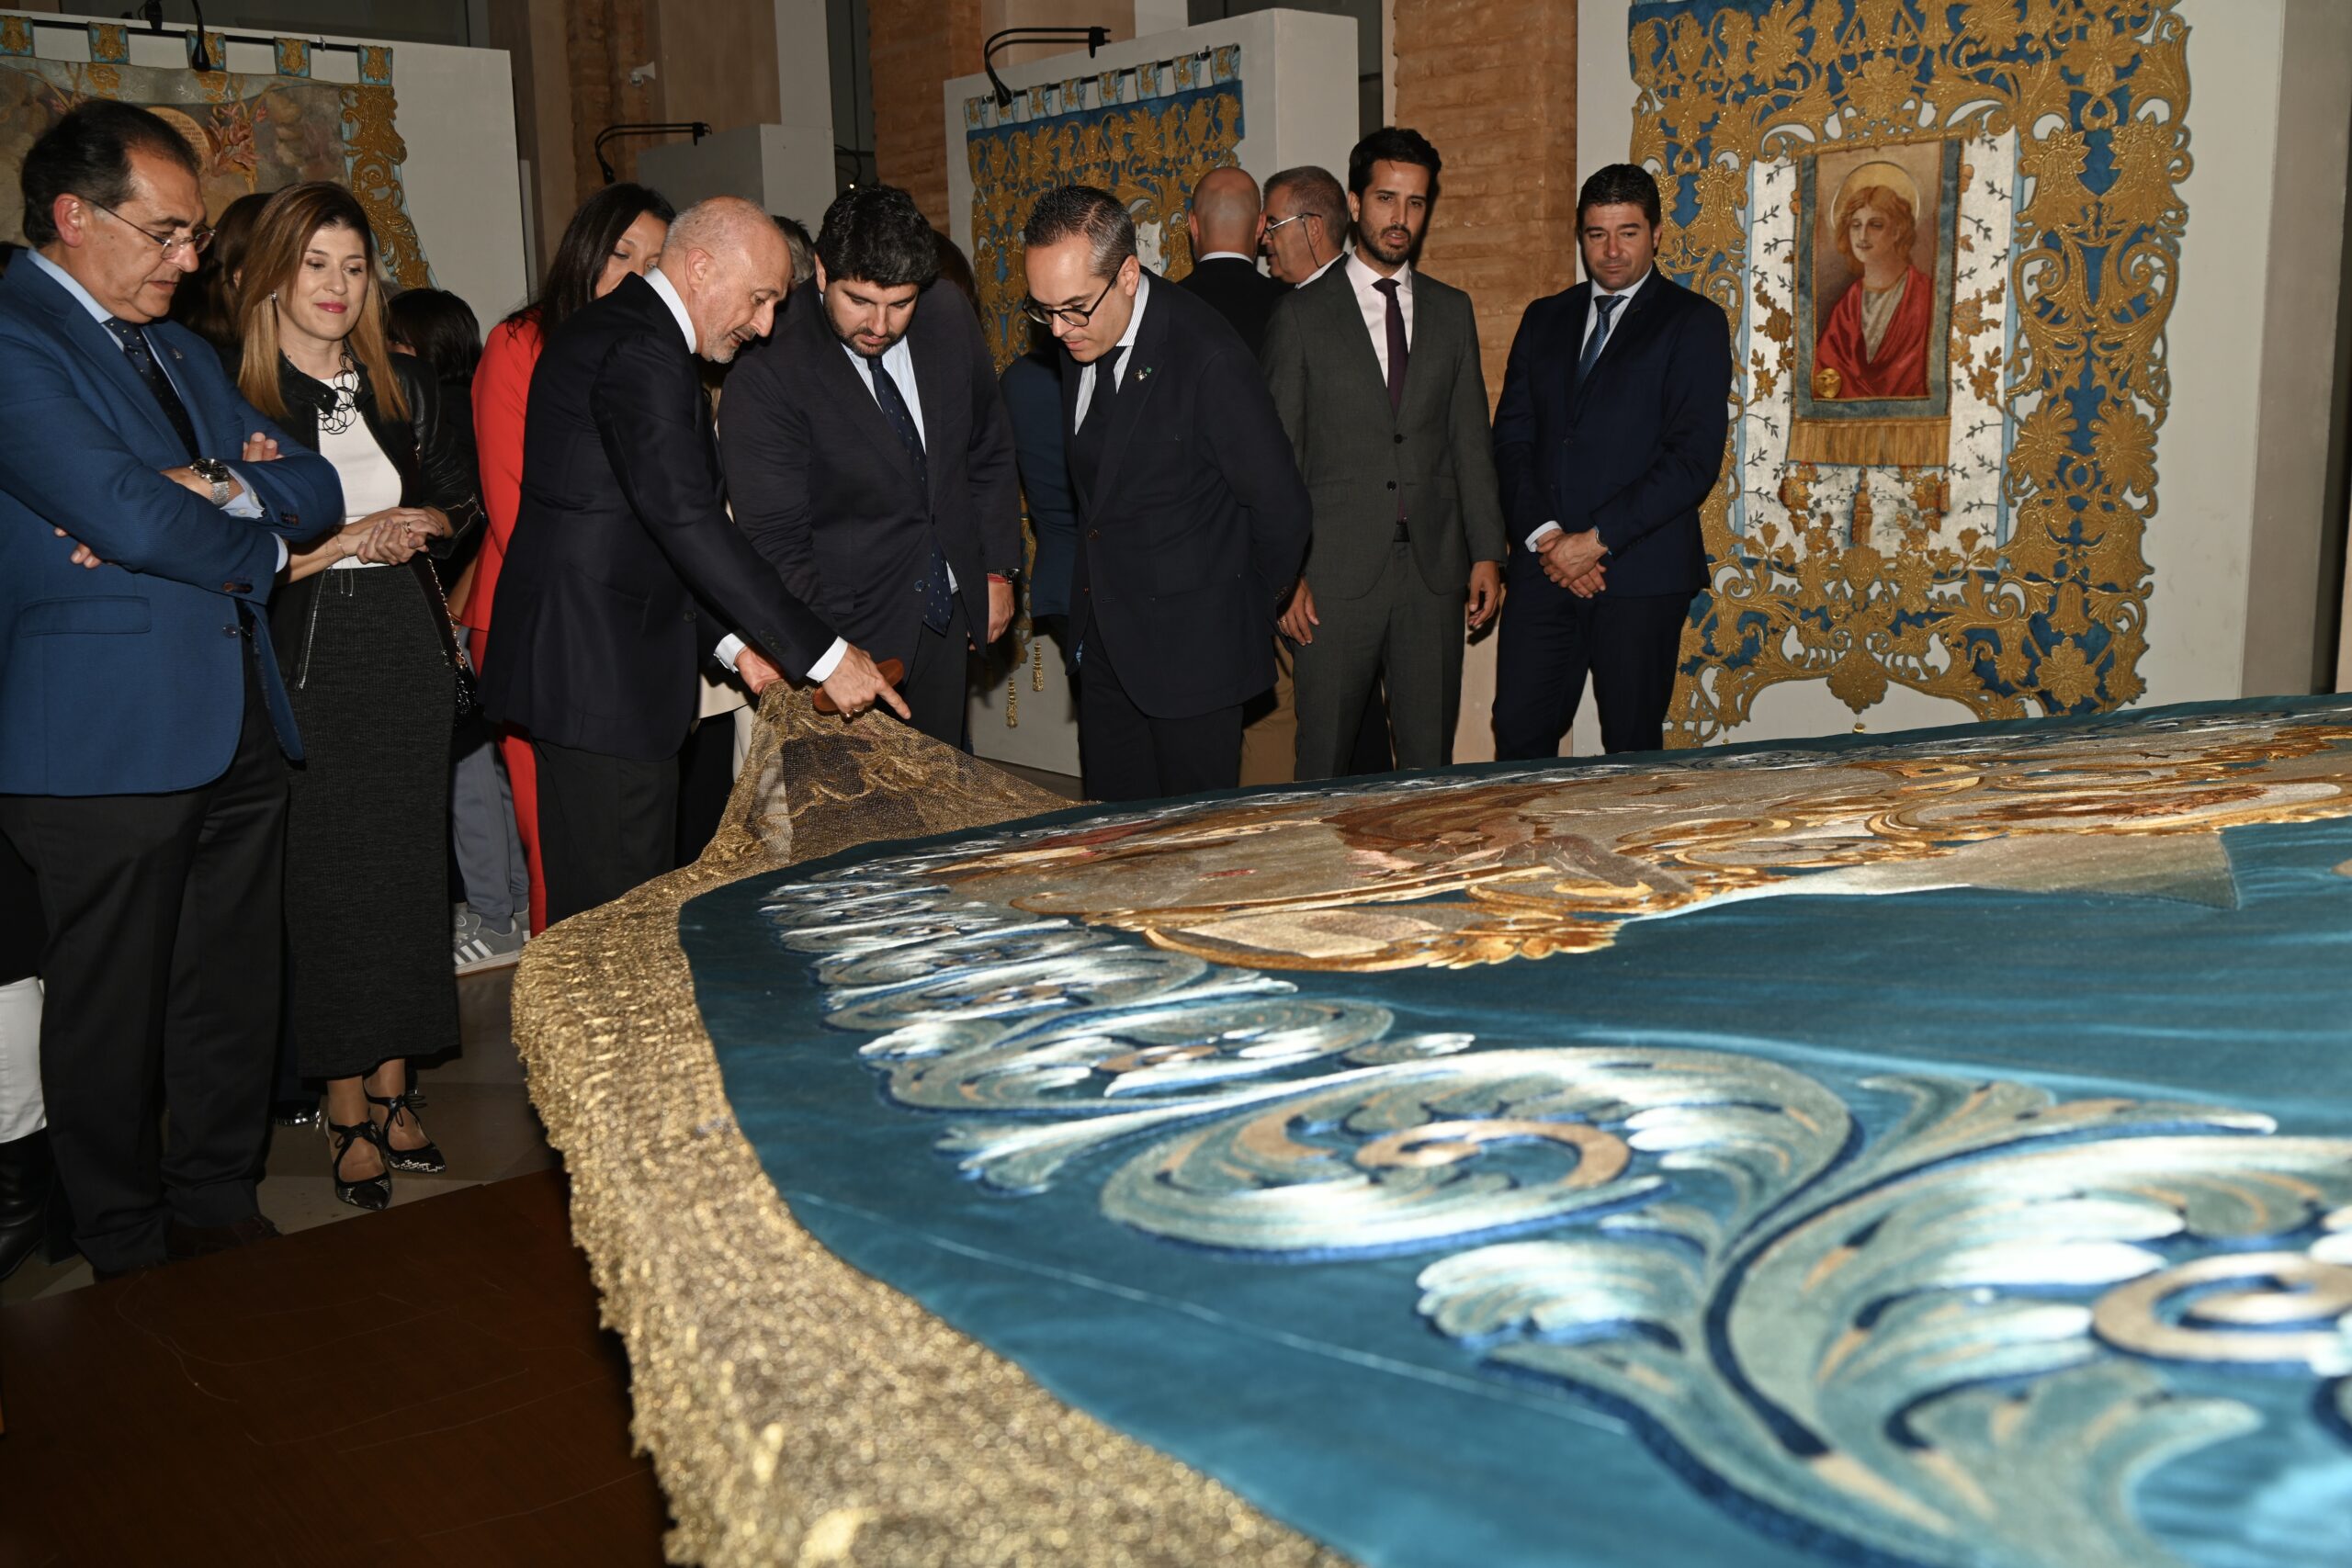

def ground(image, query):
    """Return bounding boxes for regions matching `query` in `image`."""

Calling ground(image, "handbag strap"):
[407,555,469,673]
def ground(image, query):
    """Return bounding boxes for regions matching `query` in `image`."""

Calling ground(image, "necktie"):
[1374,276,1407,413]
[1577,294,1625,386]
[105,316,199,460]
[867,355,952,635]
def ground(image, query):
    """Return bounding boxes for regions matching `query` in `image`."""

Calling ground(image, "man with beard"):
[1261,128,1507,777]
[720,183,1021,746]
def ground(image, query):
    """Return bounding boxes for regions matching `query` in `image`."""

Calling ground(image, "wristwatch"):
[190,456,233,507]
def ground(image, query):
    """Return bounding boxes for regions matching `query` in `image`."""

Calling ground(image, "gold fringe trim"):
[1786,413,1951,468]
[513,687,1348,1567]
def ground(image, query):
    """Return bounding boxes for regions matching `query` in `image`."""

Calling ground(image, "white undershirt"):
[320,371,400,570]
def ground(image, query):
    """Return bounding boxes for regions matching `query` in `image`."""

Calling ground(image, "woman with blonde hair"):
[237,181,481,1209]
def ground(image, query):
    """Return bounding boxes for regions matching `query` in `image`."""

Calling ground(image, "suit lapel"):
[802,293,924,499]
[1085,276,1170,505]
[10,264,195,458]
[1309,264,1392,422]
[1571,276,1671,416]
[908,293,957,510]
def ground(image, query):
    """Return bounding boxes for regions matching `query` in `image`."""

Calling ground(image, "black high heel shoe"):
[367,1091,446,1175]
[328,1119,391,1211]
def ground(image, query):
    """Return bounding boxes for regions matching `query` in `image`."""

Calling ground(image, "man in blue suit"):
[0,103,340,1276]
[1491,164,1732,756]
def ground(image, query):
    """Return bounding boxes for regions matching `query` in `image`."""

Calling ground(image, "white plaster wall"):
[943,8,1360,775]
[27,13,529,333]
[1576,0,2315,746]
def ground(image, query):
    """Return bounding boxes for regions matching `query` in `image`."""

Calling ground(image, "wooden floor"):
[0,1168,670,1565]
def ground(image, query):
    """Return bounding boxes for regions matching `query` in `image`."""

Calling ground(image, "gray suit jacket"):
[1260,261,1508,601]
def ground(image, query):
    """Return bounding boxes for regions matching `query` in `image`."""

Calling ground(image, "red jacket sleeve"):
[464,317,541,633]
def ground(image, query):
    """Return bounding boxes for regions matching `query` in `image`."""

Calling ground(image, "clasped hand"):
[1540,526,1609,598]
[342,505,449,566]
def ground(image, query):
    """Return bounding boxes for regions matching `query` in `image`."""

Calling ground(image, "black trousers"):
[534,739,680,927]
[1493,558,1695,758]
[1079,643,1244,802]
[0,651,286,1272]
[901,600,973,749]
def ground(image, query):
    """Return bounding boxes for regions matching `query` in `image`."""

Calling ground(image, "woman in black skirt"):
[236,183,481,1209]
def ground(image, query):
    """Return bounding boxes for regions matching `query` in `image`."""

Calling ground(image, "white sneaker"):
[454,909,527,974]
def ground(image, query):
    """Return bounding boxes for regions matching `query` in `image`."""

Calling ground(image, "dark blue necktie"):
[105,316,199,460]
[1577,294,1625,386]
[867,355,952,635]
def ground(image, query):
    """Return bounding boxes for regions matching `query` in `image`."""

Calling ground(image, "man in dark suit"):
[0,103,342,1276]
[1178,166,1283,355]
[1492,164,1732,756]
[719,184,1021,747]
[1021,185,1311,801]
[1264,128,1507,778]
[481,197,904,923]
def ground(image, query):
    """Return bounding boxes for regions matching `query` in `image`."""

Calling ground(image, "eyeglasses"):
[1262,212,1317,242]
[1021,274,1115,329]
[87,199,214,260]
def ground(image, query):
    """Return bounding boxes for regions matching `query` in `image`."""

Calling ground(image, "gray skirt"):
[273,565,458,1080]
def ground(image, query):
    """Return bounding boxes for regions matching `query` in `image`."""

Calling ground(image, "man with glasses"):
[1020,184,1310,801]
[1261,166,1348,288]
[0,102,340,1278]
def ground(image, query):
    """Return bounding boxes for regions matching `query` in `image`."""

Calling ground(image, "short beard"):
[828,303,904,358]
[1357,228,1413,267]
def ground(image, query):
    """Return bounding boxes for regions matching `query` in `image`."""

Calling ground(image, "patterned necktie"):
[105,316,198,460]
[1577,294,1625,386]
[1374,276,1407,413]
[867,355,952,635]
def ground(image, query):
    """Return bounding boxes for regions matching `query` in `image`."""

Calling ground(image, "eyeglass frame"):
[85,197,215,260]
[1021,271,1118,330]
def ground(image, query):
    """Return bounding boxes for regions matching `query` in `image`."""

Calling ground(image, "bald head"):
[1187,165,1262,257]
[660,196,791,362]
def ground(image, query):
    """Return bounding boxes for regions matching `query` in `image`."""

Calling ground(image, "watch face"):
[192,458,230,481]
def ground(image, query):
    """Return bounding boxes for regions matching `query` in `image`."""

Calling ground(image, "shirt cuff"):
[1525,521,1563,551]
[713,633,746,671]
[220,465,265,518]
[805,637,849,684]
[275,537,289,571]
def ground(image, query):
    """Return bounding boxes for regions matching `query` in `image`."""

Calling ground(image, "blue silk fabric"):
[683,697,2352,1568]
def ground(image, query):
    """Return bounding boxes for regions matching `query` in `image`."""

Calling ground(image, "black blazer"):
[1062,275,1311,718]
[1490,272,1732,597]
[260,350,483,677]
[480,272,834,761]
[718,280,1020,670]
[1177,254,1284,356]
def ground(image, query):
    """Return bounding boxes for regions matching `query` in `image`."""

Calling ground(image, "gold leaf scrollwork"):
[1636,0,2188,743]
[339,84,431,289]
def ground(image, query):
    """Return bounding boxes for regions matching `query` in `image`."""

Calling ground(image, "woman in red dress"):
[1813,164,1933,401]
[468,184,674,931]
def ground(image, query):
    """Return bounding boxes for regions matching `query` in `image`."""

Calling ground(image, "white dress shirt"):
[1194,250,1257,266]
[650,267,847,684]
[1345,252,1415,381]
[1529,265,1657,551]
[1074,271,1150,431]
[1298,253,1343,288]
[26,248,280,567]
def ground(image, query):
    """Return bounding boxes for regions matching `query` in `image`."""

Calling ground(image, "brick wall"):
[1393,0,1579,408]
[867,0,985,227]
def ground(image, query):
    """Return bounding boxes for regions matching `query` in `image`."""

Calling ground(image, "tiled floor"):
[2,958,552,1306]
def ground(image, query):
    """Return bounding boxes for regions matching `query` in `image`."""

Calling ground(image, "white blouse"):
[318,368,402,570]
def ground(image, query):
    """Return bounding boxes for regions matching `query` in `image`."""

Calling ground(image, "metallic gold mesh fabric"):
[513,689,1346,1566]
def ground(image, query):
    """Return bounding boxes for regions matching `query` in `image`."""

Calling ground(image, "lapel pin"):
[1134,367,1152,382]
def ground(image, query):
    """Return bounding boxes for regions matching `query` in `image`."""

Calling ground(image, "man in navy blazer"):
[1491,164,1732,756]
[0,104,340,1276]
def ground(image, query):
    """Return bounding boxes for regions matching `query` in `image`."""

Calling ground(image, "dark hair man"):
[1261,165,1348,288]
[481,197,906,922]
[719,182,1023,746]
[1020,184,1311,800]
[1490,163,1733,756]
[0,101,343,1276]
[1263,126,1508,778]
[1178,165,1283,355]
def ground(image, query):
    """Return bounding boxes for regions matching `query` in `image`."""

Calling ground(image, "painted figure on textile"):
[1813,159,1933,400]
[923,710,2352,971]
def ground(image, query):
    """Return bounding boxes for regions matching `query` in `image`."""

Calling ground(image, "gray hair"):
[1022,185,1136,280]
